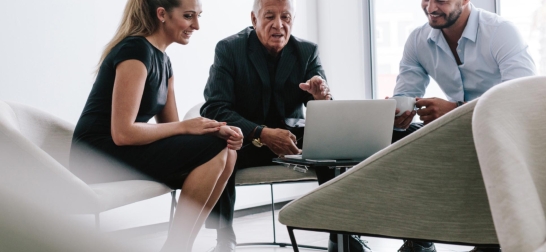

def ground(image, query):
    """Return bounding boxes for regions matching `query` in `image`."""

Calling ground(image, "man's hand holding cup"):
[388,96,417,130]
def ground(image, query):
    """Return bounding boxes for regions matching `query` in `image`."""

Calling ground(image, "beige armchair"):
[0,100,174,229]
[279,98,499,251]
[473,76,546,252]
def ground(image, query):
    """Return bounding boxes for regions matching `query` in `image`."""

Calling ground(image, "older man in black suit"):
[201,0,372,252]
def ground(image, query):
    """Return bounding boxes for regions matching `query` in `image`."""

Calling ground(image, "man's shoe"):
[469,246,501,252]
[212,240,236,252]
[398,240,436,252]
[328,235,373,252]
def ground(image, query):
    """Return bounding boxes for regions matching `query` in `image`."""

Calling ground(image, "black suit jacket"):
[201,27,326,138]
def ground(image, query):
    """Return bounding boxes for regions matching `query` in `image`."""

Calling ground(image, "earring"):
[162,20,165,23]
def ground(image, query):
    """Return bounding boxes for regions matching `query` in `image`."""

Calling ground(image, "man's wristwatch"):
[252,125,266,148]
[456,101,465,107]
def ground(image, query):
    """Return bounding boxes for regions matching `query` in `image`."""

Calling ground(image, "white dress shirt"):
[394,4,536,102]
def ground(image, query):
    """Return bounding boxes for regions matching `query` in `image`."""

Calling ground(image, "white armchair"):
[0,100,174,229]
[473,76,546,252]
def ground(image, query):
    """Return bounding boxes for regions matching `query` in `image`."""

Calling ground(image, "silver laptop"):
[295,99,396,161]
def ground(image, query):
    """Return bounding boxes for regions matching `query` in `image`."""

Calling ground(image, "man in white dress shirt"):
[392,0,536,252]
[393,0,535,136]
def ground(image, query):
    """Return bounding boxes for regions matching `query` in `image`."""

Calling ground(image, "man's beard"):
[424,3,463,29]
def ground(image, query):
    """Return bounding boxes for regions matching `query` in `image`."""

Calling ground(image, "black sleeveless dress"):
[70,36,226,189]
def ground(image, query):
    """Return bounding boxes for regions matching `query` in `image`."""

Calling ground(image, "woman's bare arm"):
[111,60,223,146]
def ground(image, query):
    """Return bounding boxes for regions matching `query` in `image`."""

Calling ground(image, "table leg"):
[333,167,350,252]
[338,234,344,252]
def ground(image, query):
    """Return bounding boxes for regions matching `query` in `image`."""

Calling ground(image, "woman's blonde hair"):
[97,0,181,69]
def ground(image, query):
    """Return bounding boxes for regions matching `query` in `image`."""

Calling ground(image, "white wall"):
[0,0,317,124]
[316,0,369,100]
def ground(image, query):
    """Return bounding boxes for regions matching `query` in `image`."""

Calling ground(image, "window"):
[501,0,546,75]
[372,0,446,100]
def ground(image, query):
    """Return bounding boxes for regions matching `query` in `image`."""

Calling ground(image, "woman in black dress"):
[69,0,242,250]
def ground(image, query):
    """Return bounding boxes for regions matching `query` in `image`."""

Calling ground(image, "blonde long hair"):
[97,0,181,69]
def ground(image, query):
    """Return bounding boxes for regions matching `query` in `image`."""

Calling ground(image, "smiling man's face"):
[422,0,464,29]
[251,0,294,56]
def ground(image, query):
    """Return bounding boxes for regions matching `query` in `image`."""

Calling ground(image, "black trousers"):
[205,130,335,229]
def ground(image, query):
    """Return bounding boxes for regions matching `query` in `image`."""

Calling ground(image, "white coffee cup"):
[391,96,416,116]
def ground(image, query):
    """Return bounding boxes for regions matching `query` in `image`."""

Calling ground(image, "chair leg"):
[338,234,347,252]
[287,226,300,252]
[95,213,100,232]
[235,183,327,250]
[169,190,176,230]
[270,183,277,244]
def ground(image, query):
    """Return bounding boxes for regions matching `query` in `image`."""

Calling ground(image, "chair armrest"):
[183,102,205,120]
[7,101,75,168]
[0,124,99,213]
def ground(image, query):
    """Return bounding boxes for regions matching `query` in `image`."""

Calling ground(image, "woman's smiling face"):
[164,0,202,45]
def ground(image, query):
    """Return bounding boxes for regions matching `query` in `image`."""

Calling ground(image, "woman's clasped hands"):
[181,117,243,150]
[217,125,243,150]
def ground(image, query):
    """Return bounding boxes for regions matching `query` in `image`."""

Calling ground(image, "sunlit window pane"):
[373,0,447,101]
[501,0,545,75]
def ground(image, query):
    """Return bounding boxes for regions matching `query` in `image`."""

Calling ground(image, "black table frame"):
[273,158,361,252]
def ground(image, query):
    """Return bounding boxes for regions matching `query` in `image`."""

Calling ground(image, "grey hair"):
[252,0,297,16]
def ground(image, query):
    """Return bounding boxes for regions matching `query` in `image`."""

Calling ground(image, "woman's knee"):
[207,147,229,173]
[224,149,237,174]
[206,147,235,180]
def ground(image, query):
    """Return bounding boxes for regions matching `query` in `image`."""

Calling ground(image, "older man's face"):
[251,0,294,56]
